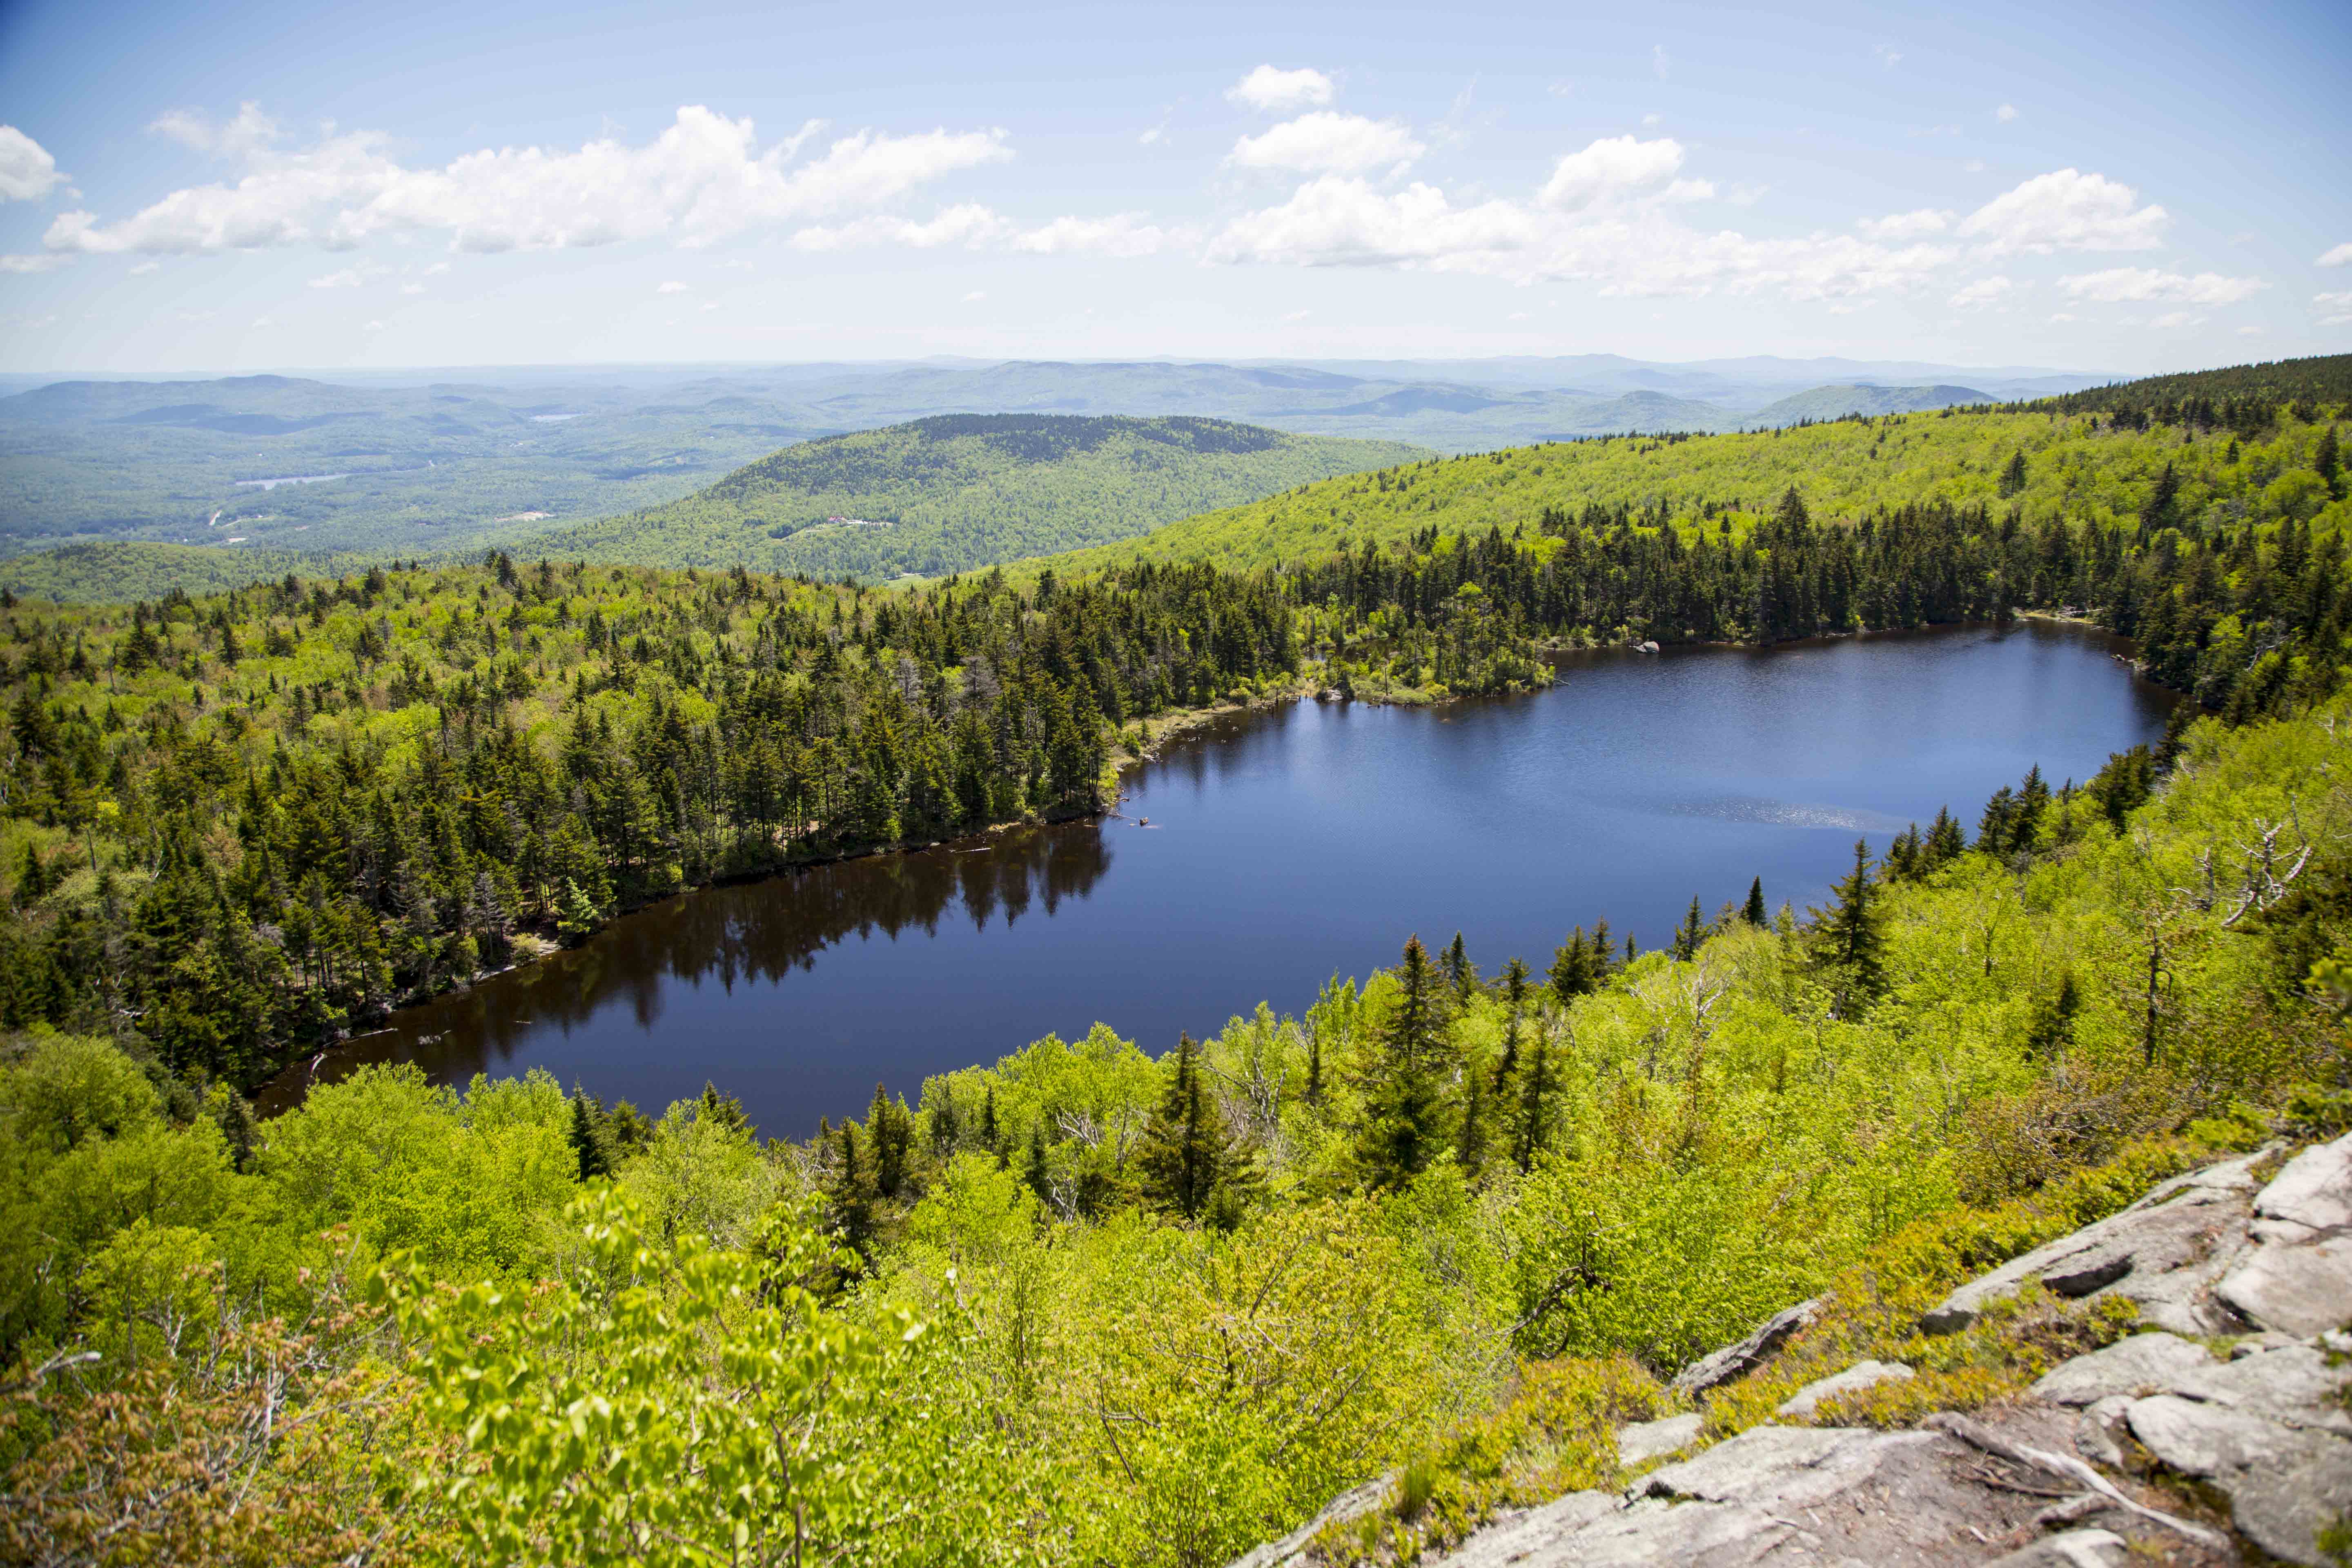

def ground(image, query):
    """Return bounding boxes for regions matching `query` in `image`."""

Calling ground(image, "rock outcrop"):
[1226,1131,2352,1568]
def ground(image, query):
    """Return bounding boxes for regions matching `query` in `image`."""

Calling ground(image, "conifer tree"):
[1977,786,2018,853]
[1023,1125,1053,1210]
[1358,935,1453,1188]
[1590,919,1615,981]
[2011,764,2050,852]
[1743,876,1767,925]
[831,1120,873,1254]
[982,1087,1005,1168]
[1811,838,1887,1008]
[1924,806,1966,869]
[1513,1027,1555,1174]
[567,1090,612,1180]
[1548,928,1592,1003]
[2024,970,2081,1060]
[1138,1033,1239,1222]
[1443,931,1477,998]
[1455,1068,1489,1176]
[1672,895,1705,960]
[2319,425,2342,500]
[1494,957,1529,1089]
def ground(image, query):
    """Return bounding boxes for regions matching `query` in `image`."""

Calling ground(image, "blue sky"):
[0,0,2345,374]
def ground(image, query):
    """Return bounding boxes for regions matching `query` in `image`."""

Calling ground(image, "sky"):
[0,0,2346,376]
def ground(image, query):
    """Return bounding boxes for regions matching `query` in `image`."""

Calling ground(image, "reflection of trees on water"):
[261,822,1113,1113]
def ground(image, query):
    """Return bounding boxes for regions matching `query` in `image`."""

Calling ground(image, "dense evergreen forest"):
[4,356,2351,1564]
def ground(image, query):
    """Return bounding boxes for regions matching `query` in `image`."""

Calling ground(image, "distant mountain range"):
[0,356,2114,572]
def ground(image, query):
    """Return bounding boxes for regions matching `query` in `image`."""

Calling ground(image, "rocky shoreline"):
[1229,1133,2352,1568]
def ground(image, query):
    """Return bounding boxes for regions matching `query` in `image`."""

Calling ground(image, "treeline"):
[1973,350,2352,432]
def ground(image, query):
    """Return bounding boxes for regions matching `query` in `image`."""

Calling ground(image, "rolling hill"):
[1740,382,1994,428]
[1018,355,2352,579]
[512,414,1430,579]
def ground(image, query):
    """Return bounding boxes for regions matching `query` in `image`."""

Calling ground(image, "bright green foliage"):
[380,1187,924,1566]
[530,414,1428,581]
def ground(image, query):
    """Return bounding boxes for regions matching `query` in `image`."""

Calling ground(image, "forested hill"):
[1024,355,2352,578]
[513,413,1427,580]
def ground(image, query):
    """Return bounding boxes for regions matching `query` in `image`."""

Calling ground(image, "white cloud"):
[2059,266,2267,305]
[130,260,160,274]
[657,279,690,294]
[1963,158,1986,174]
[1857,207,1952,241]
[1995,103,2020,122]
[1948,275,2013,307]
[2238,325,2263,336]
[2049,312,2077,322]
[307,265,376,288]
[1538,135,1684,212]
[2317,291,2352,326]
[1282,308,1311,321]
[252,315,272,327]
[1138,126,1164,146]
[40,106,1011,258]
[1206,176,1532,268]
[400,282,424,294]
[0,252,65,274]
[1641,112,1662,127]
[2319,242,2352,267]
[1875,45,1904,68]
[1957,169,2167,254]
[150,102,280,158]
[363,319,385,331]
[1226,66,1334,113]
[1010,212,1171,257]
[789,202,1009,251]
[1229,112,1424,175]
[961,290,985,302]
[1207,161,1949,302]
[1653,45,1671,79]
[2150,311,2203,329]
[0,126,64,202]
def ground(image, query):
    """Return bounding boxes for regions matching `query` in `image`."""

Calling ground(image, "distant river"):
[260,622,2175,1137]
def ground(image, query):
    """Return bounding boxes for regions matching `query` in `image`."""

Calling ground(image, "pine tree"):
[1514,1027,1555,1174]
[1455,1067,1489,1176]
[1443,931,1478,998]
[1998,449,2029,499]
[831,1120,874,1253]
[1548,927,1592,1003]
[1672,895,1704,960]
[982,1087,1005,1167]
[1924,806,1966,869]
[1494,957,1529,1090]
[1590,919,1615,981]
[1138,1033,1239,1221]
[1884,824,1922,882]
[567,1090,612,1180]
[1811,838,1887,1008]
[2011,765,2050,852]
[1358,935,1453,1188]
[1743,876,1767,925]
[2316,425,2341,500]
[698,1081,751,1136]
[867,1083,912,1199]
[1977,786,2018,853]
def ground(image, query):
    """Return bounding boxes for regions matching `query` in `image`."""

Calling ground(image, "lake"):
[260,621,2175,1137]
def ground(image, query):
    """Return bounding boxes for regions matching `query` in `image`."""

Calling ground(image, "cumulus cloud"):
[1995,103,2019,122]
[1229,112,1423,175]
[1206,159,1948,301]
[150,102,281,158]
[2319,242,2352,267]
[0,126,64,202]
[961,290,985,302]
[1538,135,1684,212]
[788,202,1010,252]
[2316,291,2352,326]
[1009,212,1172,257]
[2059,267,2267,305]
[1857,208,1952,241]
[657,279,690,293]
[1949,275,2013,307]
[1956,169,2167,254]
[1226,66,1334,113]
[39,106,1011,258]
[1,253,65,273]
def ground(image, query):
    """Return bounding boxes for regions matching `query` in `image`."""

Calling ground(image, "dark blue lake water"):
[267,622,2174,1136]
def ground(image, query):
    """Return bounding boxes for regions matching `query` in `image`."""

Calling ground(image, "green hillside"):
[517,414,1428,579]
[0,540,343,604]
[1028,361,2352,578]
[1740,382,1991,427]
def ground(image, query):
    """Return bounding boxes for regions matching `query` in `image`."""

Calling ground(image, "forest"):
[1,358,2349,1564]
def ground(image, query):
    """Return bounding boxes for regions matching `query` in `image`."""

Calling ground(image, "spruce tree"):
[1443,931,1478,999]
[1811,838,1887,1008]
[1977,786,2018,853]
[1672,895,1705,960]
[1514,1028,1555,1174]
[1494,957,1529,1090]
[1590,918,1615,981]
[1358,935,1453,1188]
[1023,1125,1053,1210]
[2316,425,2341,500]
[1924,806,1966,869]
[2011,765,2050,851]
[567,1089,612,1180]
[1743,876,1767,925]
[1138,1033,1238,1221]
[1548,927,1592,1003]
[982,1087,1006,1168]
[2023,970,2081,1060]
[1455,1068,1489,1176]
